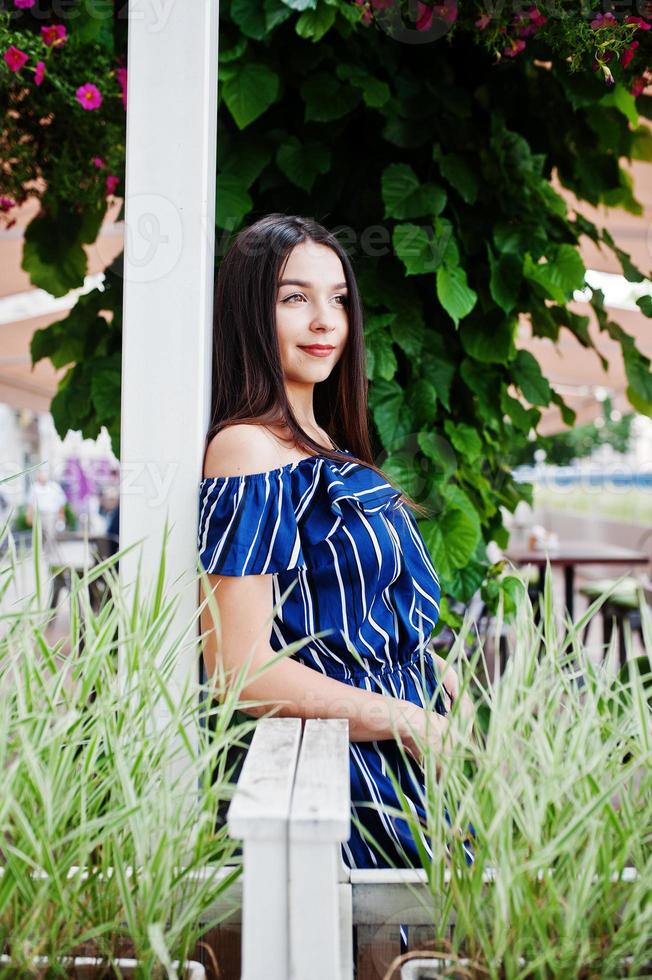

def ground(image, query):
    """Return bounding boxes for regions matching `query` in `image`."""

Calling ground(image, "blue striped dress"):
[198,447,473,872]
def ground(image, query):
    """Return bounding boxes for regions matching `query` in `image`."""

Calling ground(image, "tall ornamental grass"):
[0,502,264,979]
[368,570,652,979]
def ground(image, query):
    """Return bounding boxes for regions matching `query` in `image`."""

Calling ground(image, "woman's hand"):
[395,701,453,777]
[432,652,475,729]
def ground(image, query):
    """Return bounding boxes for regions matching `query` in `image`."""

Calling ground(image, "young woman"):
[198,212,474,876]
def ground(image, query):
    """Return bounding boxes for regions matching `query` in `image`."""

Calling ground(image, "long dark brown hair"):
[204,212,430,517]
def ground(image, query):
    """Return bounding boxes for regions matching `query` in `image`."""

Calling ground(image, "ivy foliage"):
[2,1,652,623]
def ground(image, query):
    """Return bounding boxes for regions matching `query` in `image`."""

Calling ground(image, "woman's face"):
[275,240,349,384]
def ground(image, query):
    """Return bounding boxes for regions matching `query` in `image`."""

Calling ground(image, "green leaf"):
[393,224,442,276]
[265,0,295,30]
[494,221,548,258]
[230,0,268,39]
[276,137,331,192]
[636,295,652,317]
[301,73,361,122]
[216,174,253,229]
[550,389,576,427]
[601,227,649,282]
[222,63,280,129]
[405,379,438,428]
[337,64,391,108]
[443,421,483,463]
[282,0,317,8]
[626,384,652,416]
[623,346,652,404]
[219,138,272,187]
[433,147,478,205]
[422,349,455,411]
[512,349,552,406]
[631,124,652,162]
[487,244,522,313]
[436,263,477,327]
[601,165,643,215]
[523,245,586,303]
[459,316,516,364]
[381,163,446,220]
[421,508,480,580]
[90,357,121,423]
[22,211,88,297]
[500,390,540,433]
[448,560,486,603]
[600,84,639,127]
[366,328,397,381]
[418,430,458,477]
[295,5,336,40]
[220,37,249,63]
[390,317,424,360]
[368,380,414,451]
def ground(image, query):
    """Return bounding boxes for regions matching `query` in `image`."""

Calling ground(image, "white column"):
[119,2,219,709]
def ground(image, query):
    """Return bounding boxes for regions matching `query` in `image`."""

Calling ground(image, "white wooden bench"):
[286,717,442,980]
[224,716,447,980]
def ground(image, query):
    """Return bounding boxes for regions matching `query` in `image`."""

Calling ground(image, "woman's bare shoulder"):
[203,423,294,479]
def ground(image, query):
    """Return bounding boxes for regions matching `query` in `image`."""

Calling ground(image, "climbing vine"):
[2,0,652,622]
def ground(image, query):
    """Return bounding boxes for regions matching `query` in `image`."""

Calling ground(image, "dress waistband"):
[295,644,439,685]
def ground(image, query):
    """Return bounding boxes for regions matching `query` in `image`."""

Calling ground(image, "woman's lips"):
[298,345,335,357]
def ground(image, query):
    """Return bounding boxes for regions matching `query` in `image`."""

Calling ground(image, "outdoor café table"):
[504,541,649,620]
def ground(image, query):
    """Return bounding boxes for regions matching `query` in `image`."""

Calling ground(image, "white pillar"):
[119,2,219,712]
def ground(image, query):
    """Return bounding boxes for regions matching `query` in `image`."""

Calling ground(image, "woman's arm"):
[199,571,433,746]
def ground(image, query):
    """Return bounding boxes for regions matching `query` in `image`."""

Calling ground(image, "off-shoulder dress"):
[197,446,473,870]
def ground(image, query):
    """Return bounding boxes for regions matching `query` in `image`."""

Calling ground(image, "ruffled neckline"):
[199,448,404,516]
[199,447,354,485]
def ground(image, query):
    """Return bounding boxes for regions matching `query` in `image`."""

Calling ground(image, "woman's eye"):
[281,293,348,304]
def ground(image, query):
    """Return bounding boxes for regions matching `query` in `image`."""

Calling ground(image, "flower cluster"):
[3,7,128,113]
[589,11,652,88]
[1,4,127,208]
[353,0,457,31]
[351,0,651,94]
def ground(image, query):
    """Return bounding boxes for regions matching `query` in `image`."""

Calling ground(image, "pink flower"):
[76,83,102,110]
[416,1,433,30]
[621,40,639,67]
[4,46,29,72]
[0,197,17,212]
[106,174,120,196]
[432,0,457,24]
[34,60,45,85]
[590,11,617,28]
[14,0,36,7]
[416,0,456,29]
[41,24,67,47]
[514,5,547,36]
[92,156,105,168]
[116,65,127,110]
[475,12,491,28]
[631,71,651,95]
[360,7,373,23]
[625,15,651,30]
[595,61,615,85]
[503,38,526,57]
